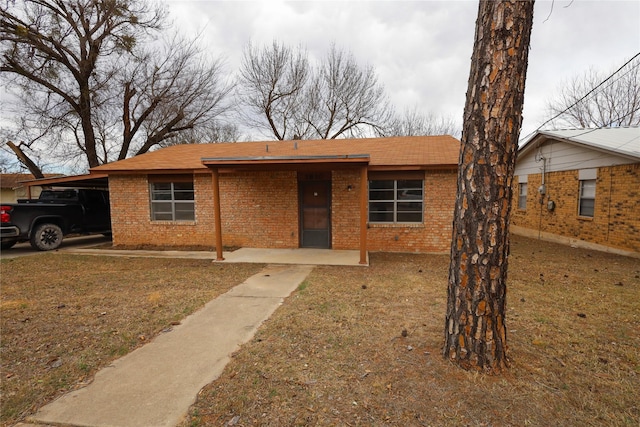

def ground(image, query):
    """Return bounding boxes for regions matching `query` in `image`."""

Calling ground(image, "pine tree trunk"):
[443,0,535,373]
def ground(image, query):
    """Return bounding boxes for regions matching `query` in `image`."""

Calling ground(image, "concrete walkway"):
[24,264,314,427]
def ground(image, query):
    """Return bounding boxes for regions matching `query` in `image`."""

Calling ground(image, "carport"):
[19,173,109,198]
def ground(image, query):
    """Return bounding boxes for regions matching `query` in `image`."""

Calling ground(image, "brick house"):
[90,136,461,263]
[512,127,640,257]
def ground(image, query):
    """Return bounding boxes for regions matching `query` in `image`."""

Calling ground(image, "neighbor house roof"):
[90,136,460,174]
[519,127,640,160]
[0,173,64,189]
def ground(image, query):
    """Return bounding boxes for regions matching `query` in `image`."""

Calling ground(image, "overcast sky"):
[166,0,640,140]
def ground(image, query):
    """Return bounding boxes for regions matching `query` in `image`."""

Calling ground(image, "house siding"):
[109,169,457,253]
[512,163,640,254]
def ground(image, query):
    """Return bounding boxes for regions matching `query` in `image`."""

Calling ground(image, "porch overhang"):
[201,154,370,172]
[203,154,370,265]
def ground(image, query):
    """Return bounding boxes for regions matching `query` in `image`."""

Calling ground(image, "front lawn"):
[183,236,639,426]
[1,235,638,426]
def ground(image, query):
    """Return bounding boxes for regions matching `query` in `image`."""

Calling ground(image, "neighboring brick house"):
[512,127,640,257]
[90,136,461,263]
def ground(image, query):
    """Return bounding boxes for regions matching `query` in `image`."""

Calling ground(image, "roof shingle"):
[91,136,460,173]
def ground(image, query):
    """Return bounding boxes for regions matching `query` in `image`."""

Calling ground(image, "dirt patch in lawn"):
[182,236,640,427]
[0,255,264,426]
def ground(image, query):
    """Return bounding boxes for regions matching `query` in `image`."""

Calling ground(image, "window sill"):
[368,223,425,229]
[150,220,197,225]
[577,216,594,221]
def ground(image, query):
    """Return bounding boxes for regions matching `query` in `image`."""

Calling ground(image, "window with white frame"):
[368,179,424,223]
[518,182,528,210]
[150,181,195,221]
[578,179,596,217]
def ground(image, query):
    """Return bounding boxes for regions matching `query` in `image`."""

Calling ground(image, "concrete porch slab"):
[219,247,368,266]
[61,246,368,266]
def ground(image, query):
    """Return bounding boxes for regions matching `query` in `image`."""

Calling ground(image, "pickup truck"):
[1,188,111,251]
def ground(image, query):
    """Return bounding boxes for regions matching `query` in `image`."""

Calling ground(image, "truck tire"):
[30,223,64,251]
[1,239,18,250]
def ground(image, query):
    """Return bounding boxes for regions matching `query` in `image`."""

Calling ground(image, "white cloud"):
[166,0,639,140]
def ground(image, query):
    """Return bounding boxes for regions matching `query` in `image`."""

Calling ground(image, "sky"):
[165,0,640,140]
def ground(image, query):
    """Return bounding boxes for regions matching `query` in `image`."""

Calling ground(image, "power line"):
[534,52,640,132]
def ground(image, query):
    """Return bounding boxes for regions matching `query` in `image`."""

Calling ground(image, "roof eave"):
[201,154,371,167]
[519,131,640,162]
[18,173,109,188]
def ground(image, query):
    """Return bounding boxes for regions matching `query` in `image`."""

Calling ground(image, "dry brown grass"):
[182,236,639,427]
[0,255,264,426]
[1,236,638,427]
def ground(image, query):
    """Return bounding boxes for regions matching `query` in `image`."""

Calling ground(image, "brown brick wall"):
[366,170,456,253]
[108,169,457,253]
[109,174,216,248]
[220,171,299,248]
[512,163,640,253]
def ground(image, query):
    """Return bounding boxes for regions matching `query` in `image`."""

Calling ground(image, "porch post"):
[211,168,224,261]
[359,166,368,265]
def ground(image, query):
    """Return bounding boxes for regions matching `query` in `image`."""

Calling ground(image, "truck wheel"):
[1,239,18,250]
[30,223,63,251]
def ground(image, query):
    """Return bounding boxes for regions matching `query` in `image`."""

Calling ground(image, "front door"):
[299,173,331,248]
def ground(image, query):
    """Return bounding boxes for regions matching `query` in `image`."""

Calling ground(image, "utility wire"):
[534,52,640,132]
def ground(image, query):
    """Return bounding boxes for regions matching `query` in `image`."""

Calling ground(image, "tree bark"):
[6,141,44,179]
[443,0,534,373]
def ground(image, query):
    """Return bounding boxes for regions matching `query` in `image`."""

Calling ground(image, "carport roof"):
[18,173,109,189]
[90,135,460,174]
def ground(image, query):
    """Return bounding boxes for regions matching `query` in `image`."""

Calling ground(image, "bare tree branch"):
[6,140,44,177]
[2,0,233,170]
[543,56,640,129]
[237,41,392,141]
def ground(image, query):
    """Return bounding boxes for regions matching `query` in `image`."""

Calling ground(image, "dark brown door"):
[299,174,331,248]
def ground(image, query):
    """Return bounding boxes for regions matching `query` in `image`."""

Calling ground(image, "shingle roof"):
[520,127,640,160]
[0,173,63,189]
[91,136,460,173]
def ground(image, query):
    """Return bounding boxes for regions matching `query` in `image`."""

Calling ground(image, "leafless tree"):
[237,40,310,140]
[387,107,460,137]
[544,56,640,129]
[116,33,233,159]
[237,41,393,140]
[161,122,244,146]
[304,44,393,139]
[1,0,233,171]
[0,0,163,168]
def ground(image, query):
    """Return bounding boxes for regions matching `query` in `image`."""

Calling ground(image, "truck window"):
[40,190,78,200]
